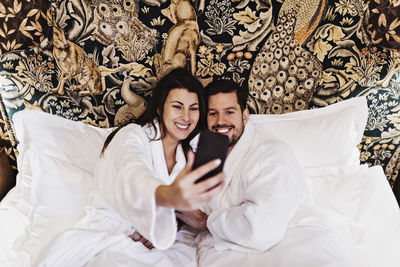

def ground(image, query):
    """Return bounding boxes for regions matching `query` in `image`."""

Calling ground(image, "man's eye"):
[208,112,216,116]
[227,111,234,115]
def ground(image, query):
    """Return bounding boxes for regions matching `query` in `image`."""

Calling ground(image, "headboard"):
[0,0,399,200]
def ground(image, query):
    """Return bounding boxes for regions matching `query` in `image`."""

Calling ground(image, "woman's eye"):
[208,112,216,116]
[172,105,182,109]
[190,107,199,111]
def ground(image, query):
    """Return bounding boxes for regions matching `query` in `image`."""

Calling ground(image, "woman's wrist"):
[155,185,172,208]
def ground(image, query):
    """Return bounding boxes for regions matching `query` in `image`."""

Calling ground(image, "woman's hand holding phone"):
[155,151,225,211]
[192,130,229,183]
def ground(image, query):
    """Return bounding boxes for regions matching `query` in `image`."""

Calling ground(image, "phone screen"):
[192,130,229,183]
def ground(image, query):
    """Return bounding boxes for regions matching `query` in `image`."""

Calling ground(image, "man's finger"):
[144,241,153,249]
[131,232,142,241]
[175,212,183,221]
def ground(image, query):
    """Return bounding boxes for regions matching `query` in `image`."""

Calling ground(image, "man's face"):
[207,92,249,151]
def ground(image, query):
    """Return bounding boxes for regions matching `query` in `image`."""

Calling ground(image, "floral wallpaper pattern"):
[0,0,49,172]
[367,0,400,50]
[0,0,399,200]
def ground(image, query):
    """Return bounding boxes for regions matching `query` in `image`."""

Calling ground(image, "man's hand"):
[175,209,208,231]
[128,232,154,249]
[156,151,225,211]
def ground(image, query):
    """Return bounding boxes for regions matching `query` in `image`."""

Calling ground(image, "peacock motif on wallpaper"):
[248,0,327,114]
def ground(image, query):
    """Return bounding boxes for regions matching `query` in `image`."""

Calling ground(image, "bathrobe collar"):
[144,120,186,184]
[223,121,255,182]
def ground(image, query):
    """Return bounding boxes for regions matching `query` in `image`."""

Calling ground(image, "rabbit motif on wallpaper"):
[51,24,103,96]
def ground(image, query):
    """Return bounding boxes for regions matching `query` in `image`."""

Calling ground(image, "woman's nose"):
[181,109,190,121]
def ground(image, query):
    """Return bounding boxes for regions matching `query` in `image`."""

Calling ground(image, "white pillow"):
[8,110,112,265]
[249,97,368,169]
[13,110,113,172]
[304,165,368,219]
[11,146,94,265]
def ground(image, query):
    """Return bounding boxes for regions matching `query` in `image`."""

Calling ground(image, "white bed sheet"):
[353,166,400,267]
[0,187,30,264]
[0,165,399,266]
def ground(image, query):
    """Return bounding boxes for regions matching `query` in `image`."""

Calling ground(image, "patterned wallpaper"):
[0,0,400,199]
[0,0,49,172]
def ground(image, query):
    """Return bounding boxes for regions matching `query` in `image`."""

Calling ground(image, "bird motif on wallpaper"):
[92,0,158,62]
[248,0,327,114]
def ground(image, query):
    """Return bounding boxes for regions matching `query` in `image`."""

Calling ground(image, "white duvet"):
[1,157,399,267]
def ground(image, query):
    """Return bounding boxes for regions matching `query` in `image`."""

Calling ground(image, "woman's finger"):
[185,159,221,184]
[194,180,225,204]
[193,172,225,194]
[185,151,195,170]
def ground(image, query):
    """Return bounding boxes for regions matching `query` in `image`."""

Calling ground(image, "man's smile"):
[212,125,234,134]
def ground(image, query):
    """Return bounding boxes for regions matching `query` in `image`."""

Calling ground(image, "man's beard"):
[212,120,245,147]
[228,122,245,147]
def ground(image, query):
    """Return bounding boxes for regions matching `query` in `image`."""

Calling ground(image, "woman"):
[37,68,225,267]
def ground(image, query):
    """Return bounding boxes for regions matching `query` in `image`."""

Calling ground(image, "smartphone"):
[192,130,229,183]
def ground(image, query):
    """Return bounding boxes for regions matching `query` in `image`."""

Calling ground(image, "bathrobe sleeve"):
[97,124,177,250]
[207,143,307,252]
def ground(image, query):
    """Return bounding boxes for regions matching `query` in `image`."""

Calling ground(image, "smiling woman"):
[102,68,206,155]
[161,88,200,172]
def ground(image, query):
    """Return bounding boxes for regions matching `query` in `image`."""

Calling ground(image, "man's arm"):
[175,209,208,231]
[207,162,307,252]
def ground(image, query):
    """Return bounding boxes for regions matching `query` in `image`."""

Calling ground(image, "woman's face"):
[162,88,200,144]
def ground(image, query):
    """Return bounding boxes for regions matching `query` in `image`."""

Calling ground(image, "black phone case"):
[193,130,229,183]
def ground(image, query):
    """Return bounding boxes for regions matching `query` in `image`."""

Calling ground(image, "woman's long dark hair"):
[101,68,206,155]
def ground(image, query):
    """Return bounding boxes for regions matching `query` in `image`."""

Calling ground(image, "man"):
[176,79,360,267]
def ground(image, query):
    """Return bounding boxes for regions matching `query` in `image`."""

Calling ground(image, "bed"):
[0,97,399,266]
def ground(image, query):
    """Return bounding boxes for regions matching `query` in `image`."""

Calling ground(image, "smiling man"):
[176,79,360,267]
[206,80,248,155]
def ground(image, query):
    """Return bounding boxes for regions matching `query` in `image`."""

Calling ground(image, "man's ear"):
[243,107,249,125]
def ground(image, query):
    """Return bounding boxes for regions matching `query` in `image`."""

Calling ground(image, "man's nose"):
[217,113,226,125]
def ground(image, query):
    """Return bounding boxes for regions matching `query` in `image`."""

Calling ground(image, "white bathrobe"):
[36,123,196,267]
[192,121,362,267]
